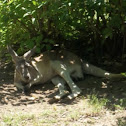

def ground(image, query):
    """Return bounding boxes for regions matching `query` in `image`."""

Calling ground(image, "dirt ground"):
[0,61,126,126]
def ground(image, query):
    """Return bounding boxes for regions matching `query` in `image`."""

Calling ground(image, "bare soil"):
[0,61,126,126]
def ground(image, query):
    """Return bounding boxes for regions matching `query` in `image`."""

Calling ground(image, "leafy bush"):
[0,0,126,59]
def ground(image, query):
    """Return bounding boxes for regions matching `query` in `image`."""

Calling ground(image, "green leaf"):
[7,0,13,5]
[32,17,35,24]
[46,45,52,50]
[36,47,41,53]
[103,28,113,39]
[121,73,126,77]
[38,4,43,9]
[32,1,37,6]
[15,4,21,9]
[23,12,31,17]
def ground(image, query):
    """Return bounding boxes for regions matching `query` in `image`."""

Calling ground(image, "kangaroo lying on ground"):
[7,46,126,100]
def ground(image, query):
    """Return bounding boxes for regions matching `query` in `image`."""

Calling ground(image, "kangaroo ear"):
[23,46,36,59]
[7,45,20,63]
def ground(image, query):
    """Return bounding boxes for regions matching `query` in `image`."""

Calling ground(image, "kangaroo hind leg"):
[51,61,82,99]
[52,76,68,99]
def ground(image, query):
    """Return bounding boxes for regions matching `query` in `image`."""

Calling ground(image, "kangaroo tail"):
[82,61,126,81]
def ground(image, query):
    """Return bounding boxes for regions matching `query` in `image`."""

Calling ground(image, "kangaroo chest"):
[31,60,57,84]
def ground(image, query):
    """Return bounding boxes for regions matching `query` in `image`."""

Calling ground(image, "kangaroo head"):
[7,46,37,90]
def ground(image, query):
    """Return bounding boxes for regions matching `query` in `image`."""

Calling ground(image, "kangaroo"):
[7,46,126,100]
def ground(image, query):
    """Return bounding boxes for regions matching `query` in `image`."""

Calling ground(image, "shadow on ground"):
[117,117,126,126]
[0,61,77,106]
[0,62,126,109]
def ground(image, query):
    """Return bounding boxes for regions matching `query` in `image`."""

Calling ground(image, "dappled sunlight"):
[1,57,126,109]
[60,64,67,70]
[60,55,64,59]
[70,60,75,64]
[86,63,89,67]
[0,62,126,108]
[60,64,67,75]
[104,72,110,75]
[73,85,77,88]
[34,54,44,62]
[0,62,57,106]
[101,82,107,88]
[0,83,43,105]
[60,71,64,75]
[57,83,62,88]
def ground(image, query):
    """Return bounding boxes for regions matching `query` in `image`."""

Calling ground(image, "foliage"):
[0,0,126,58]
